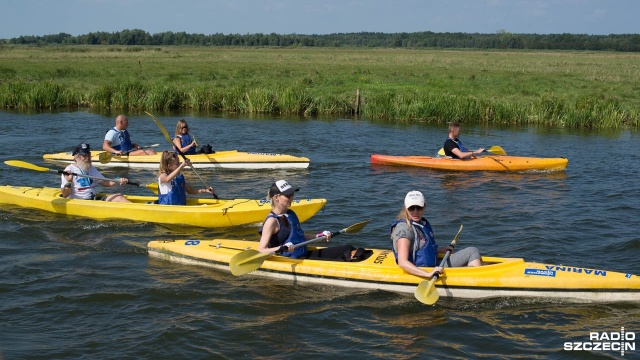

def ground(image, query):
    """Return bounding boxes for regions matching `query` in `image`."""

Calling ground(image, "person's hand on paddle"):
[316,230,332,241]
[198,186,215,195]
[63,172,74,183]
[426,266,444,278]
[471,148,485,158]
[277,242,294,254]
[116,177,129,186]
[440,245,455,254]
[179,157,192,169]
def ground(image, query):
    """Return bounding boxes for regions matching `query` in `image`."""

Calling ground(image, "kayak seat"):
[346,247,373,262]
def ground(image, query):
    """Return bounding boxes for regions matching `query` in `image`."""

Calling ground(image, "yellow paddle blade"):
[4,160,49,172]
[145,111,173,144]
[487,146,507,155]
[414,224,463,305]
[98,151,112,164]
[342,219,371,234]
[415,277,439,305]
[229,250,272,276]
[437,148,445,156]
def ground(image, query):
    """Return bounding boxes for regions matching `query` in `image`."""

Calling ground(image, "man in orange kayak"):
[443,122,485,159]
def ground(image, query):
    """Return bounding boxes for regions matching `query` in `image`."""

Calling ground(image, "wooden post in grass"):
[354,89,361,116]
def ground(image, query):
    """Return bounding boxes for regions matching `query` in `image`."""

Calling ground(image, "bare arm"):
[173,137,195,153]
[102,139,122,155]
[258,217,287,254]
[397,237,442,278]
[158,161,188,183]
[451,147,485,159]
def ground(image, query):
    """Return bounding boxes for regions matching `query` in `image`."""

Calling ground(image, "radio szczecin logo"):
[565,327,635,356]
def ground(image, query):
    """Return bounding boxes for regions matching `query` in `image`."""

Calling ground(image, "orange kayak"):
[370,154,568,172]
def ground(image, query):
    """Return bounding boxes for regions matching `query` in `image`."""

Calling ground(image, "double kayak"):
[43,150,310,169]
[370,154,568,172]
[148,239,640,303]
[0,186,326,228]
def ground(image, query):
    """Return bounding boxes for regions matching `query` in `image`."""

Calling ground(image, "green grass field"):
[0,45,638,128]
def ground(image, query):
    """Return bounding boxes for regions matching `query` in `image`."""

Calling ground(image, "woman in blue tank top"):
[258,180,357,260]
[172,119,198,155]
[157,151,214,205]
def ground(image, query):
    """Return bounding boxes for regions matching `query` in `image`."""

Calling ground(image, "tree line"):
[3,29,639,51]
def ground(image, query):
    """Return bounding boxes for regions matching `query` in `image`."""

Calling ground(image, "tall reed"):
[1,45,638,128]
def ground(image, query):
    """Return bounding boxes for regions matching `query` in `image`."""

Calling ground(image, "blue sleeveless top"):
[259,210,308,258]
[158,174,187,205]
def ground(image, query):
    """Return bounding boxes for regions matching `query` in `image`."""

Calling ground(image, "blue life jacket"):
[111,127,132,153]
[390,218,438,267]
[158,174,187,205]
[259,210,308,258]
[444,137,469,159]
[175,134,196,155]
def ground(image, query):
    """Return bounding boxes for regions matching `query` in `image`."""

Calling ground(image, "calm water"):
[1,111,639,359]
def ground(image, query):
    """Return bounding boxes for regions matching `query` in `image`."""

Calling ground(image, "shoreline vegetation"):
[0,45,638,128]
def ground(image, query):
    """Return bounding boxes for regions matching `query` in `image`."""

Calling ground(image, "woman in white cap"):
[258,179,358,260]
[61,143,131,202]
[390,190,481,279]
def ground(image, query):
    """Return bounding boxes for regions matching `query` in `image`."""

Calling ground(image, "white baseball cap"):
[404,190,425,208]
[269,180,299,197]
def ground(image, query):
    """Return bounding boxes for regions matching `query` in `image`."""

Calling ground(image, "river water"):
[1,111,639,359]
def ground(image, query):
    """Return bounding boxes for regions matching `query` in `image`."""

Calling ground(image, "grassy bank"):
[0,45,638,128]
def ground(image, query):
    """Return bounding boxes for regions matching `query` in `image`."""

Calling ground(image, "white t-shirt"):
[61,164,103,200]
[104,128,125,148]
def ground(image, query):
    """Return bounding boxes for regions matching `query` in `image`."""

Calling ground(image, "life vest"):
[158,173,187,205]
[444,137,469,159]
[175,134,196,155]
[259,210,308,258]
[111,127,132,152]
[390,218,438,267]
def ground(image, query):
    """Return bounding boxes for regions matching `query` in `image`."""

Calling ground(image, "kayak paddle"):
[437,146,507,157]
[145,111,219,200]
[229,220,371,276]
[98,143,160,164]
[414,224,463,305]
[3,160,157,190]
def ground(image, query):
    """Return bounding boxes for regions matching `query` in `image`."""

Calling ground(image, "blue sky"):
[1,0,638,39]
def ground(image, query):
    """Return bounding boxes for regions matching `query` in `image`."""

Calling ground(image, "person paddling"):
[258,180,362,261]
[61,143,131,202]
[172,119,198,155]
[390,191,481,279]
[443,122,485,159]
[103,114,157,156]
[157,150,214,205]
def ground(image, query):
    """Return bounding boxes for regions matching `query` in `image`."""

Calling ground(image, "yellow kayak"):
[370,154,568,172]
[43,150,310,169]
[148,238,640,303]
[0,185,326,228]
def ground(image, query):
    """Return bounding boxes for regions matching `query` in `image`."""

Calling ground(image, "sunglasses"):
[408,205,424,211]
[181,126,188,129]
[281,193,295,199]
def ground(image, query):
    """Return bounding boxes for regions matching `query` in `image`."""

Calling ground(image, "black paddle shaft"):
[432,243,456,281]
[58,170,140,186]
